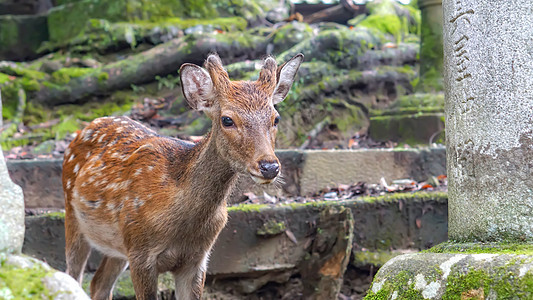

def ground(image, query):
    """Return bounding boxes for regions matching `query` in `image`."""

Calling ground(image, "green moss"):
[443,267,533,299]
[20,78,40,92]
[358,14,402,42]
[353,250,403,267]
[0,257,54,299]
[227,203,268,213]
[0,17,19,49]
[97,72,109,82]
[51,67,94,85]
[427,242,533,255]
[41,212,66,220]
[53,116,80,140]
[256,220,286,236]
[0,73,12,84]
[365,270,424,299]
[136,16,247,31]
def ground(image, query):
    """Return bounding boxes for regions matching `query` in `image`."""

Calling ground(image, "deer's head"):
[180,54,303,184]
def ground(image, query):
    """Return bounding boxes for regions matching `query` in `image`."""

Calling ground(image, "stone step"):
[22,192,448,298]
[7,148,446,208]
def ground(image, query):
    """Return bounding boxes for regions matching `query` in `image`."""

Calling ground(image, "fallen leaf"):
[243,192,257,201]
[285,230,298,244]
[415,218,422,229]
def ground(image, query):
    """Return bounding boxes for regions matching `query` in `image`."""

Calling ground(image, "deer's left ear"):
[272,53,304,105]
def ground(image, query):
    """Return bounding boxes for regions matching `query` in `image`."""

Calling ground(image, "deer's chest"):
[155,205,228,272]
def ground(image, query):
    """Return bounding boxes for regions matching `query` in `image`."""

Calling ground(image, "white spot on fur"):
[85,151,91,160]
[133,168,143,176]
[133,197,145,208]
[113,118,121,122]
[68,154,75,162]
[147,165,154,171]
[72,188,79,200]
[121,121,128,124]
[64,148,71,157]
[82,129,94,142]
[66,179,72,190]
[73,163,80,175]
[107,180,131,192]
[440,255,466,279]
[98,133,107,143]
[93,118,102,124]
[116,127,123,133]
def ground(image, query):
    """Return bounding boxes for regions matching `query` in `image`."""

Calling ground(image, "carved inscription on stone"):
[450,0,476,177]
[450,0,475,114]
[457,139,475,177]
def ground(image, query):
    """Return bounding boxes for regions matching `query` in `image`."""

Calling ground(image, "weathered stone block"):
[7,149,446,208]
[7,159,64,209]
[369,112,445,145]
[0,14,48,60]
[299,148,446,195]
[23,192,448,274]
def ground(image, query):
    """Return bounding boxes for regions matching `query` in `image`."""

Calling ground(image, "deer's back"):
[62,116,199,256]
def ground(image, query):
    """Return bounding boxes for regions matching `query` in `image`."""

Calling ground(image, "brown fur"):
[63,53,302,300]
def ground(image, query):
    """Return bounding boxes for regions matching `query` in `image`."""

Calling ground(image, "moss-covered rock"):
[0,254,89,299]
[366,252,533,299]
[46,0,289,42]
[353,0,420,43]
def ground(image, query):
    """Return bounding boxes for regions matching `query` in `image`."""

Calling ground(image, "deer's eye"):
[221,116,234,127]
[274,116,280,126]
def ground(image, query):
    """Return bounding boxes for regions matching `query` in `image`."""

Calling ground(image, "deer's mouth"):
[250,173,275,185]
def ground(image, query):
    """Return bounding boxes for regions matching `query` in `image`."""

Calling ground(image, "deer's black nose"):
[259,161,279,179]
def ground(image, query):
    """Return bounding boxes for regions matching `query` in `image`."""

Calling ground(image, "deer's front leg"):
[129,255,159,300]
[173,254,209,300]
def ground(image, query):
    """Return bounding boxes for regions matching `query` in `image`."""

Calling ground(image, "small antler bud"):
[258,57,277,91]
[204,54,230,93]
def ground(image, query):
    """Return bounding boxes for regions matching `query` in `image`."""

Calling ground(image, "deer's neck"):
[182,131,237,207]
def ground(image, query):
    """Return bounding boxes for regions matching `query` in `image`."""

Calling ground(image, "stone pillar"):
[417,0,443,91]
[444,0,533,241]
[0,91,25,254]
[365,1,533,297]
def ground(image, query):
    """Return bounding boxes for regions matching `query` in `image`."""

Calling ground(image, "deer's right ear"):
[180,63,214,111]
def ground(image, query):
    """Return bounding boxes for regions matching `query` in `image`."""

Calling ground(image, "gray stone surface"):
[7,159,64,208]
[0,143,24,254]
[367,252,533,299]
[7,148,446,208]
[1,254,89,299]
[299,148,446,195]
[22,193,448,274]
[444,0,533,241]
